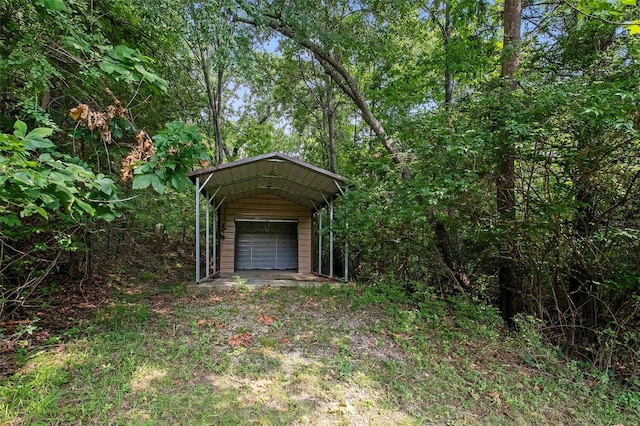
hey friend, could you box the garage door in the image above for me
[235,220,298,270]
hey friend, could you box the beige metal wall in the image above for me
[219,194,312,275]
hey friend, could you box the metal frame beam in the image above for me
[344,214,349,282]
[195,180,221,283]
[205,190,210,279]
[212,185,324,209]
[213,204,217,277]
[318,210,322,275]
[329,200,334,278]
[200,172,335,197]
[195,176,201,282]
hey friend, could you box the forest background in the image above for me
[1,0,640,385]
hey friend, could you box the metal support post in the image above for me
[213,206,217,275]
[344,216,349,282]
[205,191,210,279]
[329,201,334,278]
[195,176,200,283]
[318,211,322,275]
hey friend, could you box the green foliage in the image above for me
[0,0,170,134]
[0,121,121,230]
[99,45,168,93]
[0,121,123,316]
[132,121,210,194]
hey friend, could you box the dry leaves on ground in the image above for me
[258,314,276,326]
[197,318,224,328]
[228,333,252,347]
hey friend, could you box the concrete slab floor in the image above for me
[186,270,341,292]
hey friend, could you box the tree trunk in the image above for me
[324,73,337,173]
[568,173,597,330]
[443,2,453,105]
[201,55,230,164]
[497,0,522,324]
[433,215,471,289]
[190,1,230,165]
[213,66,230,162]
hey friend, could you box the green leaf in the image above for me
[99,60,116,74]
[155,77,169,92]
[100,60,132,78]
[54,183,77,201]
[75,199,96,216]
[22,127,55,150]
[0,214,22,228]
[21,205,49,219]
[44,0,67,11]
[64,36,91,52]
[133,64,168,92]
[112,45,138,61]
[39,192,60,209]
[134,64,157,82]
[171,174,186,190]
[26,127,53,139]
[23,138,55,151]
[97,211,117,222]
[132,173,153,190]
[49,170,74,185]
[135,163,152,174]
[14,121,27,138]
[12,171,37,186]
[150,174,166,194]
[95,177,114,195]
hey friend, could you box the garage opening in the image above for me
[235,220,298,270]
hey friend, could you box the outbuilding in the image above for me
[187,153,348,283]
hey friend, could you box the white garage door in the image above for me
[235,220,298,270]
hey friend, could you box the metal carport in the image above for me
[187,152,348,283]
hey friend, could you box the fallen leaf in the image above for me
[487,391,501,404]
[258,314,275,325]
[228,333,252,347]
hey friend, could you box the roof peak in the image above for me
[187,152,347,182]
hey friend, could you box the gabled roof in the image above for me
[187,152,347,209]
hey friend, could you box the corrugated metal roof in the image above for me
[187,152,347,209]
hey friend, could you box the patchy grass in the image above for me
[1,282,639,425]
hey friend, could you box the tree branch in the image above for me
[234,13,409,175]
